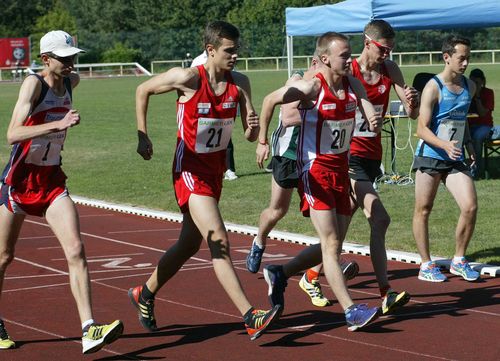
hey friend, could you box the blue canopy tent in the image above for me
[285,0,500,75]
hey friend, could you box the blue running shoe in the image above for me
[263,265,287,308]
[246,238,265,273]
[450,259,480,281]
[418,263,447,282]
[345,304,379,331]
[418,262,448,282]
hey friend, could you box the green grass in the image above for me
[1,65,499,266]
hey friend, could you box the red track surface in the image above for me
[1,204,499,361]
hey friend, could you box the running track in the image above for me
[1,204,499,361]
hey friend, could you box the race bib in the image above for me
[436,118,465,148]
[195,117,234,153]
[26,112,67,166]
[353,104,383,138]
[320,118,354,155]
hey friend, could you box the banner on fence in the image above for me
[0,37,30,67]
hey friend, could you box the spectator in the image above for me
[468,68,494,178]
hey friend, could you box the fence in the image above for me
[151,49,500,74]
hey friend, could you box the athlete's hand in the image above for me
[368,113,383,133]
[137,130,153,160]
[256,142,270,168]
[404,84,420,109]
[444,140,462,160]
[58,109,80,130]
[246,111,259,130]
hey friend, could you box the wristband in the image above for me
[258,139,268,145]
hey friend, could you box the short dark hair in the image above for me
[316,32,349,56]
[442,35,471,56]
[469,68,485,81]
[203,21,240,49]
[364,20,395,40]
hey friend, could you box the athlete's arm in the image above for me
[348,75,382,133]
[256,78,317,168]
[233,72,259,142]
[135,67,198,159]
[385,60,419,119]
[6,76,80,145]
[68,71,80,89]
[416,79,461,160]
[281,73,305,127]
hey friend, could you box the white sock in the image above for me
[253,237,264,249]
[82,318,95,331]
[420,261,432,270]
[453,256,465,264]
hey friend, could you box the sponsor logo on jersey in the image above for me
[198,102,211,114]
[227,96,234,101]
[378,84,387,94]
[45,100,55,105]
[45,112,65,122]
[345,101,357,112]
[449,109,466,119]
[322,103,336,110]
[222,102,236,109]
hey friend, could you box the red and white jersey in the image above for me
[173,65,240,175]
[1,74,71,189]
[350,58,393,160]
[297,73,357,175]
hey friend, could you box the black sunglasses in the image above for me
[47,53,77,63]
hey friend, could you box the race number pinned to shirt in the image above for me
[197,103,211,115]
[195,117,234,153]
[26,112,67,166]
[353,104,383,138]
[320,118,354,155]
[437,118,465,148]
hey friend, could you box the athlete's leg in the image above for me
[255,177,294,247]
[144,212,203,293]
[309,208,353,310]
[188,194,252,315]
[45,196,92,323]
[350,179,391,288]
[0,206,25,295]
[413,170,441,263]
[444,172,478,257]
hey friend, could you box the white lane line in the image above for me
[108,228,180,234]
[19,235,57,240]
[3,318,135,358]
[25,219,211,264]
[15,257,68,275]
[52,253,145,261]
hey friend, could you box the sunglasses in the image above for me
[365,34,393,54]
[47,53,77,63]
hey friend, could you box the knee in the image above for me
[64,242,86,266]
[462,203,478,218]
[0,250,15,270]
[415,203,433,218]
[269,207,288,222]
[371,213,391,231]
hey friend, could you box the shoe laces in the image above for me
[142,298,156,320]
[309,279,325,298]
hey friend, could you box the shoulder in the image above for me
[346,74,363,88]
[383,59,402,78]
[230,71,250,89]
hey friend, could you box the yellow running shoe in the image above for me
[381,289,411,315]
[299,273,331,307]
[0,320,15,350]
[82,320,124,354]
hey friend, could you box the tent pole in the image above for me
[287,35,293,78]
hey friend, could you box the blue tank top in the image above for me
[415,75,471,161]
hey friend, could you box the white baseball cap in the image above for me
[40,30,85,56]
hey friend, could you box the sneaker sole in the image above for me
[128,288,158,332]
[418,274,447,282]
[449,267,480,281]
[263,268,278,307]
[250,304,282,341]
[83,321,124,354]
[342,261,360,281]
[347,308,380,332]
[382,292,411,315]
